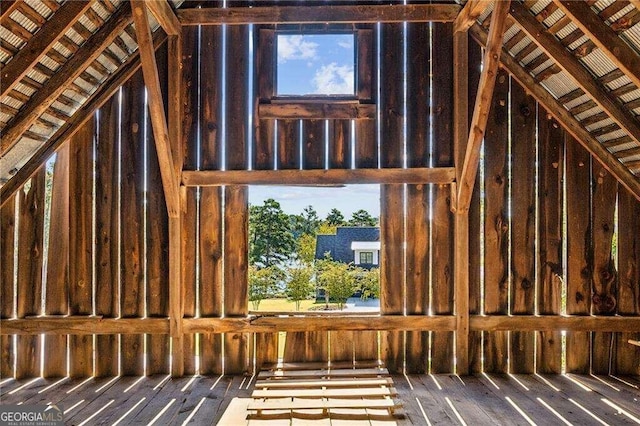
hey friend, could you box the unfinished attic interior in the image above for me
[1,0,640,423]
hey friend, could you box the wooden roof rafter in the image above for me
[1,1,94,99]
[552,0,640,95]
[469,23,640,201]
[454,0,493,33]
[0,2,133,157]
[509,2,640,148]
[145,0,181,36]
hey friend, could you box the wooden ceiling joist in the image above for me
[470,23,640,201]
[177,3,461,25]
[457,0,511,212]
[145,0,181,36]
[509,1,640,148]
[0,30,169,208]
[0,2,133,157]
[0,1,20,26]
[552,0,640,94]
[131,0,179,218]
[454,0,493,33]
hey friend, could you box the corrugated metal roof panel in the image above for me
[605,75,632,91]
[530,0,552,16]
[593,0,615,13]
[542,9,565,28]
[556,21,578,39]
[620,23,640,54]
[24,0,55,19]
[575,106,603,122]
[580,49,617,78]
[599,129,628,143]
[605,4,635,24]
[541,71,581,98]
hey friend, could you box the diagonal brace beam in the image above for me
[457,0,511,212]
[145,0,181,36]
[131,0,179,217]
[454,0,493,33]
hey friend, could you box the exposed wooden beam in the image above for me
[510,2,640,147]
[178,4,461,25]
[553,0,640,93]
[0,2,132,156]
[630,0,640,12]
[145,0,180,36]
[259,102,376,120]
[453,30,470,375]
[454,0,492,33]
[132,0,179,217]
[0,31,168,208]
[3,314,639,335]
[182,168,456,187]
[0,1,93,99]
[0,1,20,26]
[470,23,640,201]
[457,0,510,211]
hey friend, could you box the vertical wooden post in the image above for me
[169,32,185,378]
[0,195,16,378]
[453,30,469,375]
[44,145,70,378]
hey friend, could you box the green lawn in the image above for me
[249,298,318,312]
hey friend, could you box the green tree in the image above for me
[356,267,380,300]
[349,209,378,227]
[285,265,315,311]
[325,208,345,226]
[296,233,317,264]
[317,260,357,310]
[250,199,296,267]
[248,265,284,310]
[290,205,321,237]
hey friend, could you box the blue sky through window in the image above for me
[276,33,355,96]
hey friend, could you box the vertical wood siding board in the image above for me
[482,69,510,374]
[330,331,354,363]
[509,80,536,374]
[328,120,352,169]
[468,36,483,374]
[380,23,404,169]
[223,186,249,373]
[565,136,592,373]
[430,23,454,374]
[355,26,377,169]
[591,163,617,375]
[536,113,564,374]
[226,26,249,172]
[68,118,95,378]
[255,28,275,169]
[44,144,70,378]
[95,94,120,377]
[0,196,16,377]
[615,190,640,374]
[145,44,170,375]
[119,72,145,376]
[278,120,300,169]
[181,25,200,376]
[15,170,45,378]
[302,119,326,170]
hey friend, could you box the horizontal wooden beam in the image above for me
[553,0,640,94]
[3,314,638,335]
[0,2,132,156]
[145,0,180,36]
[259,102,376,120]
[510,1,640,147]
[454,0,492,33]
[0,31,168,208]
[470,23,640,201]
[182,167,456,187]
[0,1,93,99]
[178,4,461,25]
[471,315,640,332]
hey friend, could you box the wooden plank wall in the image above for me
[2,20,639,379]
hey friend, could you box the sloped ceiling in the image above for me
[1,0,639,198]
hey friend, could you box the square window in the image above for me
[360,251,374,264]
[276,33,356,96]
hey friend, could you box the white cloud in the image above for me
[278,35,318,63]
[338,39,353,49]
[312,63,354,95]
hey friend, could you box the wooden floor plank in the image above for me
[566,374,640,418]
[0,378,47,403]
[396,375,453,425]
[256,378,395,389]
[252,387,397,399]
[259,368,389,379]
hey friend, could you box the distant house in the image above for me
[315,227,380,269]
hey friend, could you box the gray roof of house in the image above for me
[315,227,380,264]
